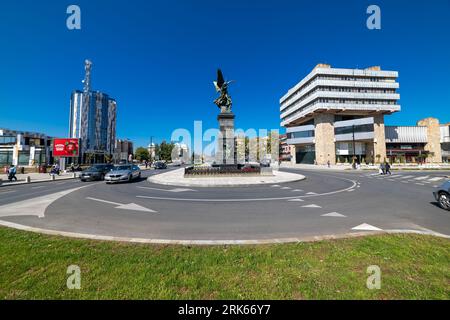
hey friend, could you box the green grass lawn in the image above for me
[0,227,449,299]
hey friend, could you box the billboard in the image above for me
[53,138,80,157]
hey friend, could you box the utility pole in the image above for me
[352,124,356,169]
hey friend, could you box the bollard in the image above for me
[73,173,77,178]
[26,176,31,183]
[51,174,56,181]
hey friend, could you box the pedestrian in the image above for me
[379,163,385,175]
[327,160,330,168]
[8,164,17,182]
[385,162,392,175]
[145,160,148,169]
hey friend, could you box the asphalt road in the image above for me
[0,167,449,242]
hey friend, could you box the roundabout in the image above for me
[0,168,449,244]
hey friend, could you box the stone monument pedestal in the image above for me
[216,111,237,166]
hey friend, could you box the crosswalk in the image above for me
[361,172,448,187]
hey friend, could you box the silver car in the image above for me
[433,180,450,211]
[105,164,141,184]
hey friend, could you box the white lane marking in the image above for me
[0,189,16,194]
[288,199,304,202]
[352,223,383,231]
[271,185,280,187]
[428,177,444,182]
[86,197,157,213]
[301,204,321,208]
[414,176,430,180]
[415,183,425,186]
[136,177,358,202]
[31,186,45,189]
[398,175,414,179]
[281,187,291,190]
[322,212,346,218]
[291,189,303,192]
[0,186,88,218]
[347,189,355,192]
[137,186,196,193]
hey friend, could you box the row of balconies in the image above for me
[281,90,400,119]
[280,79,400,111]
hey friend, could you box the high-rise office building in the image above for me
[69,60,117,163]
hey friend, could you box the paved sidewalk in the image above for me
[148,168,305,187]
[0,172,78,187]
[280,162,450,171]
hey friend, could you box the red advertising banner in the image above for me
[53,138,80,157]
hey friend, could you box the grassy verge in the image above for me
[0,227,449,299]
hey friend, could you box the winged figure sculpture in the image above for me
[213,69,233,112]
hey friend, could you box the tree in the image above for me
[155,141,175,162]
[135,147,149,162]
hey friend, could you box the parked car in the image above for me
[433,180,450,211]
[80,164,114,182]
[154,161,167,169]
[105,164,141,183]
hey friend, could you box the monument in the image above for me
[213,69,237,166]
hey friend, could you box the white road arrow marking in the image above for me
[0,186,87,218]
[137,186,195,193]
[321,212,346,217]
[301,204,321,208]
[352,223,382,231]
[86,197,157,213]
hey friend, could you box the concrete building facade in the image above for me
[280,64,449,164]
[0,129,52,167]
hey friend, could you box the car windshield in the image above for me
[114,165,131,171]
[91,165,105,171]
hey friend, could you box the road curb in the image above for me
[0,175,77,187]
[147,169,306,187]
[0,219,448,245]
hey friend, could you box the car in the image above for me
[154,161,167,169]
[433,180,450,211]
[79,164,114,181]
[105,164,141,183]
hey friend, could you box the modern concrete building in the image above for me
[0,129,52,167]
[69,90,117,163]
[280,64,400,165]
[114,139,134,162]
[280,64,449,164]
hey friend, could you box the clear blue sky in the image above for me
[0,0,449,148]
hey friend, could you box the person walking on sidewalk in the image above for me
[385,162,392,175]
[8,165,17,182]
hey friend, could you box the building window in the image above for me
[287,130,315,139]
[0,136,17,145]
[335,124,374,135]
[0,150,14,165]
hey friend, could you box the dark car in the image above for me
[433,180,450,211]
[154,161,167,169]
[80,164,114,182]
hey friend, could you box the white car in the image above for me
[105,165,141,183]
